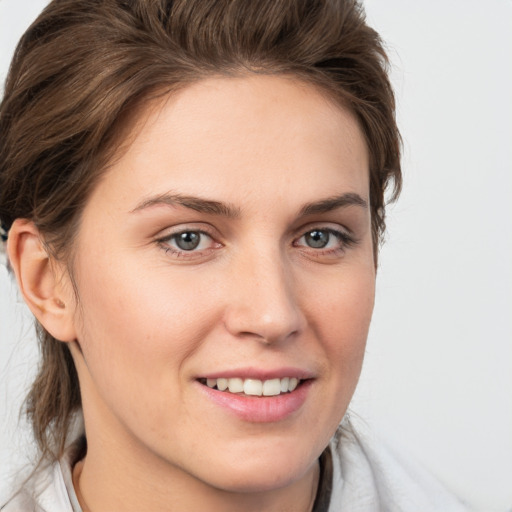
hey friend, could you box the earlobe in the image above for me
[7,219,77,342]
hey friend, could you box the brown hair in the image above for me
[0,0,401,462]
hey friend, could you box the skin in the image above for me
[11,74,375,512]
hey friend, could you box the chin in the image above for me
[206,459,314,494]
[188,437,322,494]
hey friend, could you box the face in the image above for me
[65,75,375,494]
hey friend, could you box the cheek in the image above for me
[70,253,221,402]
[305,263,375,388]
[287,264,375,454]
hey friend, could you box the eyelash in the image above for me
[156,226,357,260]
[156,228,219,259]
[293,228,357,257]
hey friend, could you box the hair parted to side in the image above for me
[0,0,401,461]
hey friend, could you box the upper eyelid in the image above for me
[155,223,218,239]
[294,227,351,244]
[154,221,353,244]
[293,221,352,239]
[158,230,216,249]
[166,229,214,240]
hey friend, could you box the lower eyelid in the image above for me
[293,230,359,257]
[156,229,223,259]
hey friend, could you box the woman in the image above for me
[0,1,468,510]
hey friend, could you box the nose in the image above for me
[223,250,305,345]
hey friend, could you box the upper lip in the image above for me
[198,367,315,381]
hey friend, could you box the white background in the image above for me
[1,1,511,510]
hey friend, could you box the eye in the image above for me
[158,229,218,255]
[295,228,355,253]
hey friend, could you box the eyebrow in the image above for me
[130,191,368,218]
[299,192,368,216]
[130,193,242,218]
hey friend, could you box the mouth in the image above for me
[196,373,313,422]
[197,377,302,397]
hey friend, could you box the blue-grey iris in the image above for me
[305,230,329,248]
[175,232,201,250]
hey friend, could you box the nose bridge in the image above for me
[223,243,304,343]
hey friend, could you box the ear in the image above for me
[7,219,77,342]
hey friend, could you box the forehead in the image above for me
[92,74,370,214]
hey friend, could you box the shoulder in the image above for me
[328,417,473,512]
[1,461,75,512]
[1,437,84,512]
[1,462,63,512]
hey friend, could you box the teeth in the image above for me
[244,379,263,396]
[228,378,244,393]
[217,378,228,391]
[262,378,281,396]
[203,377,302,396]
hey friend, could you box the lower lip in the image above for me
[197,380,313,423]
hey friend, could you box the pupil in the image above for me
[176,232,200,250]
[306,230,329,248]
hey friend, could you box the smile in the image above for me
[199,377,300,396]
[197,376,312,422]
